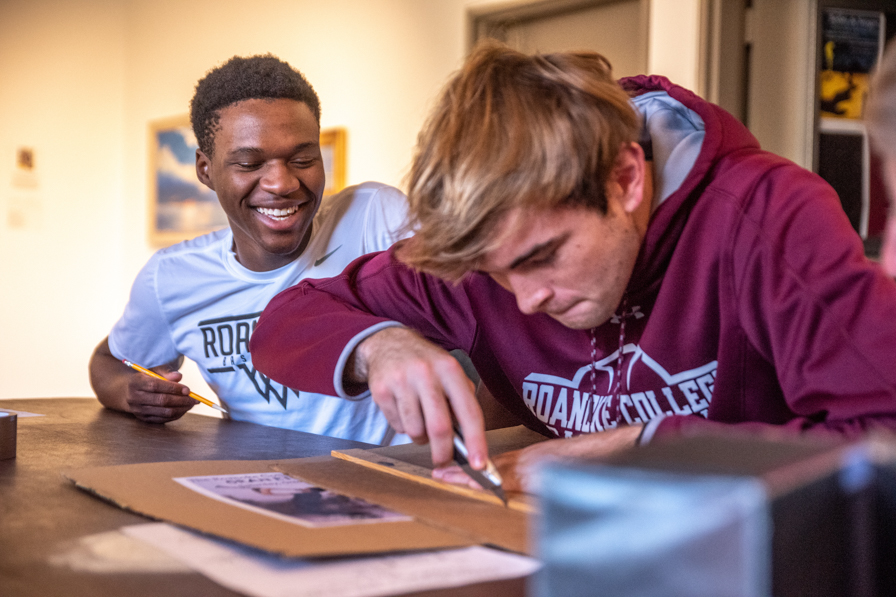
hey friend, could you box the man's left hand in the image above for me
[432,424,643,493]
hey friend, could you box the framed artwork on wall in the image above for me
[814,3,895,255]
[147,114,227,247]
[148,118,349,246]
[320,127,347,197]
[818,8,885,121]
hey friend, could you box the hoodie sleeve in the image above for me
[250,244,477,399]
[653,159,896,442]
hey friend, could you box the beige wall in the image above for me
[747,0,815,168]
[0,0,702,400]
[0,0,128,398]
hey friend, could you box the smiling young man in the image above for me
[249,42,896,489]
[89,55,410,445]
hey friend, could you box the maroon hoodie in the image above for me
[251,76,896,443]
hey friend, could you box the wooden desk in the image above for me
[0,398,526,597]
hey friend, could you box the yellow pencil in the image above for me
[122,359,229,414]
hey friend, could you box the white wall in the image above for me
[649,0,702,92]
[0,0,701,400]
[747,0,815,169]
[0,0,127,397]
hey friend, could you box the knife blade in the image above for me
[452,425,507,506]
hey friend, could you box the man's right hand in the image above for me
[89,338,196,424]
[118,365,197,423]
[350,327,488,470]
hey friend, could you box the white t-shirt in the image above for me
[108,182,410,445]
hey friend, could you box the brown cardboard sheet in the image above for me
[330,425,548,512]
[274,456,531,554]
[63,459,474,558]
[64,426,548,557]
[273,426,550,554]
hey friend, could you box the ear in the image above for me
[195,148,214,190]
[608,142,646,215]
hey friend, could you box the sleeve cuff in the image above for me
[334,321,407,401]
[636,415,667,446]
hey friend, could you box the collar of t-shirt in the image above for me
[221,228,311,284]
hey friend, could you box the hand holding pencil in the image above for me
[122,359,229,416]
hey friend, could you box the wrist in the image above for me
[636,416,666,446]
[349,340,372,383]
[351,328,398,383]
[635,423,647,446]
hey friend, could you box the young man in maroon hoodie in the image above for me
[250,42,896,491]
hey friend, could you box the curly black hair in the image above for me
[190,54,321,157]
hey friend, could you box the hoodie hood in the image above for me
[619,75,762,298]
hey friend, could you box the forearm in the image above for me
[252,271,397,395]
[89,337,196,424]
[252,248,477,396]
[88,338,132,413]
[652,411,896,443]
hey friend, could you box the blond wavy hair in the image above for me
[398,40,640,280]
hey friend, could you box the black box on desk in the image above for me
[532,433,896,597]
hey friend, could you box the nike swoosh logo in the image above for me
[314,245,343,267]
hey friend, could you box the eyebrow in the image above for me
[507,233,569,270]
[227,141,319,157]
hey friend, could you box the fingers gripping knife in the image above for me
[452,424,507,506]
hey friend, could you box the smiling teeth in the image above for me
[255,206,299,219]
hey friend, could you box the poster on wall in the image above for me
[320,127,347,198]
[819,8,885,120]
[148,115,227,247]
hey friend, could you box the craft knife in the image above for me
[452,425,508,506]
